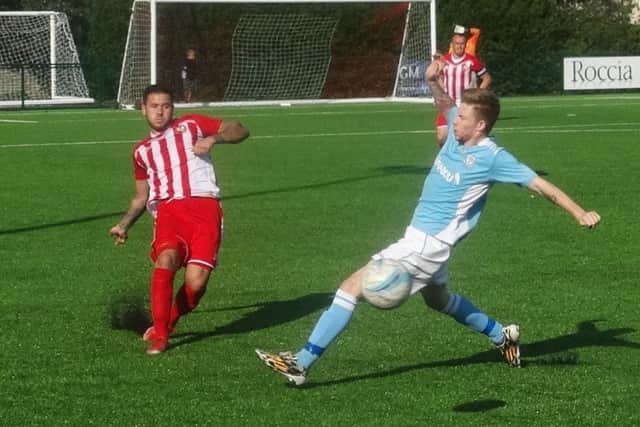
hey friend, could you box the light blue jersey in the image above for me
[411,107,536,245]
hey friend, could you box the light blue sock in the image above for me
[442,293,503,344]
[296,289,356,369]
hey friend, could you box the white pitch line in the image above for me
[499,128,640,134]
[506,101,640,110]
[0,139,135,148]
[0,130,432,149]
[0,119,38,123]
[0,110,417,123]
[5,100,640,121]
[498,122,640,131]
[1,96,640,120]
[1,124,639,149]
[251,129,432,139]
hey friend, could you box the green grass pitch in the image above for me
[1,94,639,426]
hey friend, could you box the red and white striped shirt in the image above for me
[440,52,487,106]
[132,114,222,216]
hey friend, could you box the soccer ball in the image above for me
[361,259,412,309]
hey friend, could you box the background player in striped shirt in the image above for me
[255,60,600,386]
[109,85,249,354]
[433,25,492,147]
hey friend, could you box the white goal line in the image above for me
[0,119,38,124]
[0,130,432,149]
[2,123,640,149]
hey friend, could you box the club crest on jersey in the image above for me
[464,154,476,168]
[176,124,187,133]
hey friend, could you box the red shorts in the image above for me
[435,113,447,127]
[151,197,223,270]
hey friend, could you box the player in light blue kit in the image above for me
[256,59,602,386]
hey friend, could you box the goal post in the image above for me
[0,11,93,108]
[117,0,436,107]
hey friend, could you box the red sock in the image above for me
[150,268,175,338]
[169,283,206,329]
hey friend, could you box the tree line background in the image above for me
[1,0,639,103]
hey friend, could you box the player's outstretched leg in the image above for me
[148,265,211,345]
[256,288,358,385]
[421,286,520,366]
[144,281,205,342]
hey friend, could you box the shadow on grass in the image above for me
[453,399,507,413]
[167,292,333,350]
[0,211,125,236]
[0,165,427,236]
[108,290,150,335]
[222,165,427,203]
[108,291,333,341]
[301,320,639,389]
[377,165,429,175]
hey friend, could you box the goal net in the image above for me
[117,0,436,107]
[0,11,93,108]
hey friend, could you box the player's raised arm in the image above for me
[193,120,250,155]
[425,59,454,117]
[527,176,601,229]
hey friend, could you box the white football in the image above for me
[361,259,412,309]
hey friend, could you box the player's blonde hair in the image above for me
[462,88,500,134]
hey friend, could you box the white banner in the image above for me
[564,56,640,90]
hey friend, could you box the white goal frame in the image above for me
[118,0,436,107]
[0,11,93,108]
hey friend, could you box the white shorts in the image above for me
[372,225,451,294]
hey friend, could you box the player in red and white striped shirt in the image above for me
[433,25,491,147]
[109,85,249,354]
